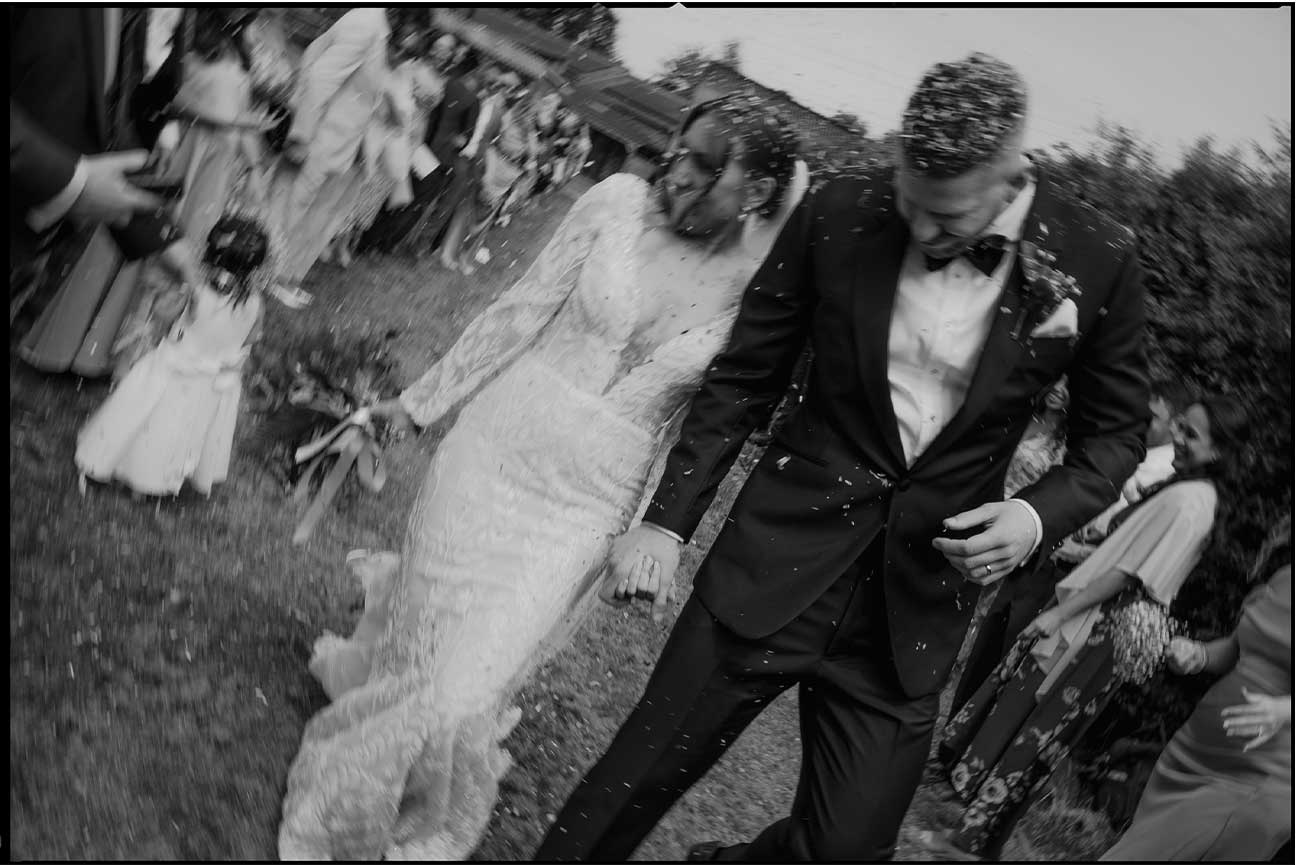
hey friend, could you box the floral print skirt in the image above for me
[937,589,1140,855]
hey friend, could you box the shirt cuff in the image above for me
[640,521,685,545]
[1008,498,1044,556]
[28,159,88,233]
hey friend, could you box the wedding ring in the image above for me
[985,565,994,576]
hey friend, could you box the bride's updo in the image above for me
[657,94,802,238]
[687,95,801,218]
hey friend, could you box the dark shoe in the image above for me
[686,841,723,862]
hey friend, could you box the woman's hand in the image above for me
[1165,636,1207,675]
[1221,688,1291,751]
[368,398,415,435]
[1022,607,1066,640]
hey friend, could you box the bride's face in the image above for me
[658,114,750,239]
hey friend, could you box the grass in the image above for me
[10,178,1113,861]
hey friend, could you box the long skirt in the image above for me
[938,589,1140,856]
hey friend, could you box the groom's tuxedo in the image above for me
[647,166,1149,698]
[537,166,1150,861]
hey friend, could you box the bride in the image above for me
[278,96,809,860]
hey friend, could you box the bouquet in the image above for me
[247,328,405,544]
[1108,599,1178,686]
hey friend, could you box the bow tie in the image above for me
[924,235,1009,277]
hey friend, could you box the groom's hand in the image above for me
[932,501,1038,586]
[600,524,682,622]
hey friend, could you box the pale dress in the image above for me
[75,282,261,496]
[277,171,807,860]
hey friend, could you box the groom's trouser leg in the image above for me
[721,548,940,862]
[533,591,798,861]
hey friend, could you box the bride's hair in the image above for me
[680,95,801,219]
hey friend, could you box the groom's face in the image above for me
[895,162,1013,260]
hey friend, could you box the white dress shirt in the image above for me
[887,172,1044,550]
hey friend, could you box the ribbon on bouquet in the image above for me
[291,408,387,546]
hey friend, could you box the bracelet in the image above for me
[1189,640,1208,674]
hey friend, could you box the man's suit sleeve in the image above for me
[642,191,819,542]
[10,100,80,213]
[1016,240,1151,556]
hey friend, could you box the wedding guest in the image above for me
[1101,561,1291,861]
[241,8,299,156]
[11,6,199,371]
[434,68,520,274]
[921,395,1249,861]
[269,7,403,309]
[360,48,481,257]
[322,22,434,268]
[951,378,1069,712]
[163,9,270,253]
[76,215,268,498]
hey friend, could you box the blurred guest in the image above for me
[360,47,480,257]
[1101,562,1291,861]
[241,8,299,155]
[163,9,269,252]
[552,107,593,187]
[11,6,198,371]
[323,21,432,268]
[920,396,1249,861]
[269,7,403,309]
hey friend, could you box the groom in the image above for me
[535,53,1150,861]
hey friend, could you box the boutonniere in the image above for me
[1013,240,1082,343]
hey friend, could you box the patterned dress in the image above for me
[939,480,1218,856]
[278,172,808,860]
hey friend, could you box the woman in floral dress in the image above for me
[919,395,1248,860]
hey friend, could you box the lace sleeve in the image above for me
[398,175,639,427]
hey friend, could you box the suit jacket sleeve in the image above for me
[642,191,819,541]
[1016,241,1151,556]
[287,14,374,145]
[10,99,80,212]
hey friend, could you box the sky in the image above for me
[614,6,1293,163]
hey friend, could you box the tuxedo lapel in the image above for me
[850,213,909,475]
[911,169,1072,473]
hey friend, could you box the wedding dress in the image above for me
[279,167,809,860]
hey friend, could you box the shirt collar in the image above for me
[986,158,1037,243]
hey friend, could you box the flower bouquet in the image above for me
[1108,598,1178,686]
[246,327,405,544]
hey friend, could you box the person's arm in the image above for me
[640,182,820,542]
[376,174,635,429]
[1015,240,1152,558]
[1167,632,1240,677]
[1024,567,1135,638]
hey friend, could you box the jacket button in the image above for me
[896,479,912,492]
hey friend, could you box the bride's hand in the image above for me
[599,524,682,622]
[369,398,415,435]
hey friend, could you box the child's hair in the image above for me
[191,8,255,69]
[204,214,269,307]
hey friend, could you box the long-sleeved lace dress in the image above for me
[278,170,808,860]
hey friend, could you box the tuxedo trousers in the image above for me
[535,541,941,862]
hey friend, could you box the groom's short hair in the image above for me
[900,52,1028,178]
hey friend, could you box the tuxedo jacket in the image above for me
[10,6,176,270]
[644,168,1151,698]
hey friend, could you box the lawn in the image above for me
[9,178,1114,861]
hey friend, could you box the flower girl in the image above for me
[76,216,268,497]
